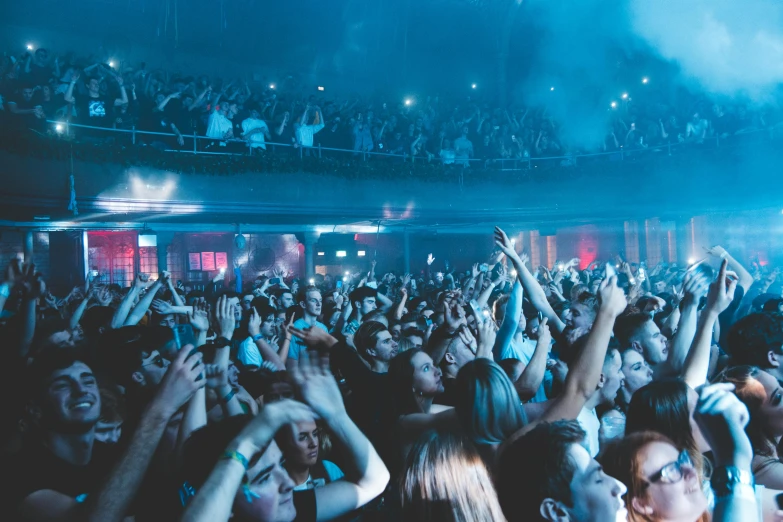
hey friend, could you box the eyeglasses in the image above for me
[143,354,166,368]
[645,450,693,487]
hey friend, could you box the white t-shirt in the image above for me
[292,460,345,491]
[206,110,233,139]
[288,319,328,360]
[237,336,262,368]
[242,118,269,149]
[577,407,600,458]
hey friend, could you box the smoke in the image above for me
[629,0,783,102]
[518,0,783,150]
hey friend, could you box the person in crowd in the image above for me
[64,70,127,127]
[278,419,344,491]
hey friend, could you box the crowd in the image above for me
[2,225,783,522]
[0,45,776,168]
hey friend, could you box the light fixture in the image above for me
[610,101,617,108]
[511,269,517,276]
[550,86,555,91]
[317,86,325,91]
[622,93,628,99]
[357,250,366,256]
[345,271,350,276]
[269,83,276,89]
[317,251,325,256]
[309,278,315,285]
[336,250,347,257]
[688,257,696,265]
[404,98,412,106]
[108,60,115,68]
[26,44,33,51]
[642,77,649,84]
[55,123,64,133]
[471,83,477,89]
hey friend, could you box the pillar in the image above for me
[24,231,34,264]
[403,230,411,274]
[302,232,320,279]
[156,232,175,273]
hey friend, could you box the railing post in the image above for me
[132,125,136,145]
[193,133,198,153]
[318,143,322,159]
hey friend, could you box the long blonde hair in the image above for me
[399,430,507,522]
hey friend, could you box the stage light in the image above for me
[550,86,555,91]
[336,250,347,257]
[317,251,325,256]
[404,98,412,106]
[471,83,477,89]
[611,101,617,108]
[317,86,324,91]
[642,77,649,84]
[55,123,64,133]
[688,257,696,264]
[357,250,366,256]
[622,93,628,99]
[26,44,33,51]
[269,83,276,89]
[511,269,517,276]
[108,60,115,68]
[309,278,315,285]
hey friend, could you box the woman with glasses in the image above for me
[603,383,762,522]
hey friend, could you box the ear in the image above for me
[631,496,654,517]
[366,348,377,359]
[540,498,569,521]
[768,350,780,369]
[631,341,644,355]
[444,353,456,365]
[131,371,145,386]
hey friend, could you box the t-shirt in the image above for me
[292,460,345,491]
[293,489,317,522]
[577,407,600,457]
[0,439,121,514]
[288,319,328,360]
[242,118,270,149]
[76,95,113,126]
[206,110,233,139]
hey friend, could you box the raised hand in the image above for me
[471,263,480,278]
[693,383,752,470]
[247,307,262,338]
[704,245,728,259]
[153,345,205,417]
[288,323,338,349]
[213,295,236,339]
[188,301,210,332]
[427,253,435,266]
[493,227,518,260]
[290,350,346,422]
[598,276,627,318]
[475,320,496,359]
[204,363,229,390]
[682,271,709,305]
[151,299,174,315]
[134,273,153,290]
[445,299,467,333]
[537,317,552,349]
[457,326,479,354]
[705,259,738,316]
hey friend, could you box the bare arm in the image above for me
[123,280,163,326]
[513,320,551,401]
[660,273,705,378]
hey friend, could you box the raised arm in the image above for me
[660,272,707,379]
[123,279,164,326]
[493,279,523,361]
[494,227,566,333]
[64,70,80,103]
[293,351,390,520]
[513,318,552,400]
[112,274,146,328]
[706,246,754,294]
[683,260,736,389]
[247,307,285,370]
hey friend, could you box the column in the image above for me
[302,232,320,279]
[24,231,34,264]
[156,232,175,273]
[403,230,411,274]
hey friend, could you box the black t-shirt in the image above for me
[76,94,113,126]
[293,489,317,522]
[0,439,121,514]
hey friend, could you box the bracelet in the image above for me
[221,389,236,404]
[221,450,249,469]
[711,466,754,498]
[252,334,263,342]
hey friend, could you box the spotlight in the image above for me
[108,60,115,68]
[688,257,696,265]
[345,271,350,276]
[622,93,628,99]
[404,98,412,106]
[317,251,325,256]
[55,123,64,133]
[309,278,315,285]
[317,86,324,91]
[471,83,477,89]
[269,83,276,89]
[642,77,649,84]
[511,269,517,277]
[26,44,33,51]
[550,86,555,91]
[610,101,617,108]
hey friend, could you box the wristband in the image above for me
[221,450,249,469]
[214,336,231,348]
[220,389,236,404]
[711,466,754,498]
[720,251,728,260]
[252,334,263,342]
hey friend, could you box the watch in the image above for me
[711,466,754,498]
[214,336,231,348]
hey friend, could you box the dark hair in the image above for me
[726,313,783,368]
[80,306,114,338]
[251,299,276,320]
[26,348,93,401]
[354,321,388,362]
[496,420,585,521]
[240,368,292,400]
[626,379,707,478]
[349,286,377,307]
[388,349,424,416]
[402,328,425,339]
[614,312,653,348]
[715,365,779,460]
[97,326,150,387]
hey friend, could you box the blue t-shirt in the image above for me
[289,318,328,360]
